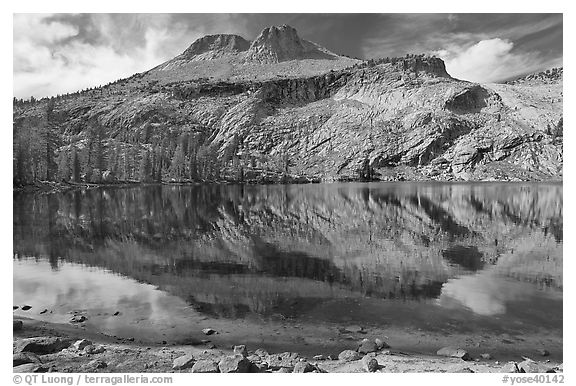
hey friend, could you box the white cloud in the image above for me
[436,38,549,83]
[13,14,200,99]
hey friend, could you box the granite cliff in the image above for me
[13,25,563,184]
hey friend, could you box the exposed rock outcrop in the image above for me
[245,24,339,63]
[13,25,562,184]
[179,34,250,61]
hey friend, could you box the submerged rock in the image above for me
[538,349,550,357]
[358,338,378,354]
[343,325,364,334]
[172,354,195,370]
[480,353,493,360]
[436,347,471,361]
[374,338,390,350]
[69,315,87,323]
[13,320,23,331]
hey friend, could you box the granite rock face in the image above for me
[13,25,562,184]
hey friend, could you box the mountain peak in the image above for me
[245,24,338,63]
[180,34,250,60]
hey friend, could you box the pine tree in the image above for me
[169,144,186,181]
[43,99,60,181]
[72,148,81,182]
[139,150,153,182]
[56,148,70,181]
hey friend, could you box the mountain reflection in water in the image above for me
[13,182,562,334]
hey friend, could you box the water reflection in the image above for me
[13,182,562,331]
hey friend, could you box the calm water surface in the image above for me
[13,182,563,356]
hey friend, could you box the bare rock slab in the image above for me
[13,352,41,367]
[218,355,251,373]
[191,360,219,373]
[15,337,71,354]
[13,363,49,373]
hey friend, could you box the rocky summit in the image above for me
[13,25,563,186]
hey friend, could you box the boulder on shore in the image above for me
[218,355,251,373]
[293,361,315,373]
[266,352,301,369]
[73,339,93,351]
[172,354,195,370]
[362,356,379,372]
[358,338,378,354]
[15,337,71,354]
[233,345,248,357]
[338,350,362,362]
[374,338,390,350]
[499,361,520,373]
[13,352,41,367]
[84,345,106,354]
[191,360,219,373]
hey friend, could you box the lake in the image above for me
[13,182,563,359]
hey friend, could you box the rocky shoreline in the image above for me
[13,317,562,374]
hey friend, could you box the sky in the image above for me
[13,13,563,99]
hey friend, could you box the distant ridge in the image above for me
[506,67,563,85]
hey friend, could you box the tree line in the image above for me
[13,102,295,186]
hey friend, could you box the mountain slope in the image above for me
[12,26,563,185]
